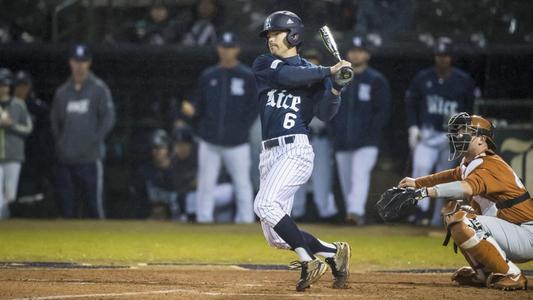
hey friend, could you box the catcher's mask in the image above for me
[446,112,496,161]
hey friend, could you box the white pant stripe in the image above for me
[96,160,105,219]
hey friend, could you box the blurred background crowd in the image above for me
[0,0,532,226]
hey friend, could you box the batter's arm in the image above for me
[313,77,341,122]
[277,64,331,87]
[253,55,339,88]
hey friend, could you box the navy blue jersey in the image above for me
[405,67,477,132]
[252,53,341,140]
[330,67,391,150]
[194,63,258,146]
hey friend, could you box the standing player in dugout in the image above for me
[398,112,532,291]
[252,11,353,291]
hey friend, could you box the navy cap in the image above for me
[434,39,453,55]
[172,125,193,143]
[0,68,13,86]
[151,129,169,148]
[14,70,32,85]
[350,35,368,50]
[217,32,239,48]
[70,44,92,61]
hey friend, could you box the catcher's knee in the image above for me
[445,211,484,250]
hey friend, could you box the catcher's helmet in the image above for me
[259,11,304,47]
[0,68,13,86]
[447,112,496,161]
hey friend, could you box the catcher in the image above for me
[382,112,532,290]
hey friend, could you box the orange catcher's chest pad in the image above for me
[461,153,533,224]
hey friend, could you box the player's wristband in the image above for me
[414,187,428,200]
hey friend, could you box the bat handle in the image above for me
[339,66,354,80]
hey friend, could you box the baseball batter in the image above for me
[399,112,532,291]
[252,11,352,291]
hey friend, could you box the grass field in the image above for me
[1,219,532,270]
[1,220,532,299]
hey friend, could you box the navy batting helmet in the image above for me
[260,11,304,47]
[0,68,13,86]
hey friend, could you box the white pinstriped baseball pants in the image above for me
[254,134,314,249]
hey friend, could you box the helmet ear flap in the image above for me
[286,32,299,46]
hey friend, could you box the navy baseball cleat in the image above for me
[290,258,328,291]
[325,242,351,289]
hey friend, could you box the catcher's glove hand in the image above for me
[376,187,428,222]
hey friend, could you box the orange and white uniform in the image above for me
[415,151,533,262]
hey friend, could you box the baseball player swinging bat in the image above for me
[319,26,354,81]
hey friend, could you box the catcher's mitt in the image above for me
[376,187,426,222]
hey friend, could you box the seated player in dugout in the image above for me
[398,112,532,291]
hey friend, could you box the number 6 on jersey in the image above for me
[283,113,297,129]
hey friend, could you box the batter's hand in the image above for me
[330,60,352,75]
[398,177,416,188]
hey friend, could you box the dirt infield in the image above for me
[0,266,533,300]
[0,265,532,300]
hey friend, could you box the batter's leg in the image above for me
[292,186,307,219]
[254,145,315,260]
[196,140,222,223]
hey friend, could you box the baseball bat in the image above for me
[318,25,353,81]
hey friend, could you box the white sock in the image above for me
[294,247,314,262]
[317,251,335,258]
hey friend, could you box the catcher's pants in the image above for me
[196,140,254,224]
[254,134,313,249]
[336,146,378,216]
[477,216,533,263]
[0,162,21,219]
[412,131,454,225]
[293,136,337,219]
